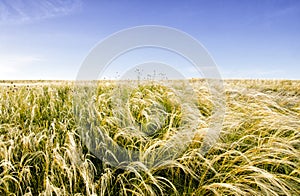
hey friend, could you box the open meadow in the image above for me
[0,79,299,195]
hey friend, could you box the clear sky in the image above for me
[0,0,299,80]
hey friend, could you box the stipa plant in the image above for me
[0,83,97,195]
[0,80,299,195]
[76,80,203,164]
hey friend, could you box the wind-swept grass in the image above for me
[0,79,299,195]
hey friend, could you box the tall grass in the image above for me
[0,79,299,195]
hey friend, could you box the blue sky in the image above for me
[0,0,299,80]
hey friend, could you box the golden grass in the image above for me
[0,79,299,195]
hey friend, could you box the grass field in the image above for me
[0,79,299,195]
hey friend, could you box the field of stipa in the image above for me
[0,79,299,195]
